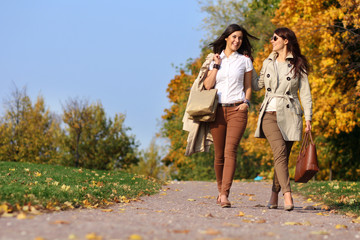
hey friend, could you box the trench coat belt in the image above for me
[266,92,300,115]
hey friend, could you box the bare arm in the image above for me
[203,54,221,90]
[237,71,252,110]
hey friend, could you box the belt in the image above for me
[219,101,243,107]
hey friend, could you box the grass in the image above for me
[293,180,360,217]
[0,161,162,214]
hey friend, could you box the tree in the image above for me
[128,138,170,180]
[62,98,139,170]
[0,86,62,163]
[268,0,360,180]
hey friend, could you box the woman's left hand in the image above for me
[305,120,312,132]
[236,103,248,111]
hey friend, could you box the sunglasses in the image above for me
[271,35,279,41]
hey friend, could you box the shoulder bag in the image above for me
[186,89,218,122]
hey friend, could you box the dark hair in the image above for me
[274,27,310,78]
[209,24,258,59]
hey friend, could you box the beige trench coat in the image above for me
[252,52,312,141]
[183,53,214,156]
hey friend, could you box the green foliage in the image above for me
[0,86,139,172]
[62,98,139,170]
[128,138,170,180]
[0,86,62,164]
[0,161,161,211]
[293,181,360,216]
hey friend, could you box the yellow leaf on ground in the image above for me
[34,237,45,240]
[160,193,167,196]
[17,212,28,220]
[128,234,142,240]
[101,209,113,212]
[284,222,302,226]
[68,234,77,239]
[316,212,329,216]
[236,211,245,217]
[335,224,347,229]
[310,231,330,235]
[352,217,360,223]
[187,199,196,201]
[85,233,102,240]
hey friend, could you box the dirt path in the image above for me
[1,181,359,240]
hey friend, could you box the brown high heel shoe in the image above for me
[220,195,231,208]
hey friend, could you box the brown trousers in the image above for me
[262,112,293,194]
[210,105,248,197]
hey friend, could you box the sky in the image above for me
[0,1,206,150]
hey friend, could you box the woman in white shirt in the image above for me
[204,24,258,208]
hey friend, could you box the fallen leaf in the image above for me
[187,199,196,201]
[159,193,167,196]
[128,234,142,240]
[255,219,266,223]
[155,210,164,213]
[204,213,214,218]
[173,229,190,234]
[321,205,331,211]
[335,224,348,229]
[17,212,28,220]
[236,211,245,217]
[68,234,77,239]
[85,233,102,240]
[310,230,330,235]
[51,220,70,225]
[242,219,252,223]
[223,222,241,227]
[34,237,45,240]
[352,217,360,223]
[316,212,329,216]
[239,193,255,196]
[248,196,256,201]
[200,229,221,235]
[101,209,113,212]
[284,222,302,225]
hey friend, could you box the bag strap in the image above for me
[308,131,314,145]
[299,131,309,154]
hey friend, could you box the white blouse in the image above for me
[209,51,253,104]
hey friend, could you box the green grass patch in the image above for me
[293,181,360,216]
[0,161,162,213]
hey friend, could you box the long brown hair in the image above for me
[274,27,310,78]
[210,24,258,59]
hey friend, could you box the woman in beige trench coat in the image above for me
[252,27,312,211]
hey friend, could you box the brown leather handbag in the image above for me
[294,131,319,183]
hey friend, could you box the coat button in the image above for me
[288,64,292,68]
[267,74,270,78]
[286,104,290,108]
[287,77,291,81]
[286,91,290,95]
[267,88,271,91]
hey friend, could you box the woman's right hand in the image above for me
[214,54,221,65]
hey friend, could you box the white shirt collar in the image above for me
[220,50,240,59]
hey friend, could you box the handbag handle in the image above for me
[299,131,314,155]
